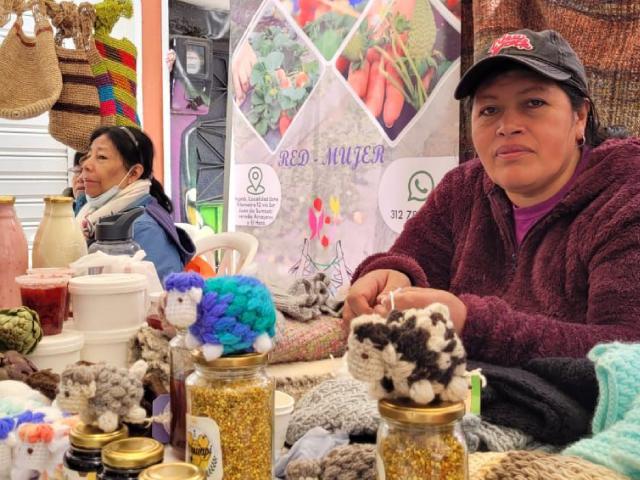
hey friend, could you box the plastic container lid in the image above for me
[275,390,294,415]
[15,274,70,288]
[69,273,147,295]
[27,267,75,277]
[81,324,142,344]
[30,329,84,356]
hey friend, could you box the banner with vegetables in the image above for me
[229,0,461,291]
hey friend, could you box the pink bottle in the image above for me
[0,196,28,308]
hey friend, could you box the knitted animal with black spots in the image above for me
[347,303,468,405]
[164,272,277,361]
[55,360,147,433]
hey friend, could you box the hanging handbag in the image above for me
[93,0,140,127]
[0,0,62,120]
[48,1,104,152]
[78,1,117,127]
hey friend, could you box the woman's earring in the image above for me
[577,136,585,147]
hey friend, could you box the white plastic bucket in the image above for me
[274,390,295,455]
[28,329,84,373]
[80,324,141,368]
[69,273,148,331]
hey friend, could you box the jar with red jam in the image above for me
[15,274,70,335]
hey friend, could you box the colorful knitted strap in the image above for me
[94,32,139,126]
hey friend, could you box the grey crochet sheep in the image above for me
[56,360,148,432]
[347,303,468,405]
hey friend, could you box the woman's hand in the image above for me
[231,41,258,105]
[343,269,412,322]
[379,287,467,334]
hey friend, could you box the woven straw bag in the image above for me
[78,1,117,127]
[48,1,104,152]
[0,1,62,120]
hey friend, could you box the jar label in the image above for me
[186,414,223,480]
[376,451,386,480]
[62,467,97,480]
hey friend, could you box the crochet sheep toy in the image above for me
[10,418,76,480]
[164,272,277,361]
[56,360,147,433]
[347,303,468,405]
[1,411,45,480]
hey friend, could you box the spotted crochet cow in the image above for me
[347,303,468,405]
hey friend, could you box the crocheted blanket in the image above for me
[284,448,630,480]
[269,314,347,365]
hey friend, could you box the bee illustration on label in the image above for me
[188,430,213,470]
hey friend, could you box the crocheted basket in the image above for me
[48,2,108,151]
[0,9,62,120]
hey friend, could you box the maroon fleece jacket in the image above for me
[353,138,640,365]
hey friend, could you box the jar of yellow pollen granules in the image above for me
[377,399,467,480]
[185,351,275,480]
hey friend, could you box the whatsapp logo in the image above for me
[407,171,434,202]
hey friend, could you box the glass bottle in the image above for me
[0,196,28,308]
[169,328,194,459]
[33,196,87,268]
[63,423,128,480]
[139,462,204,480]
[377,399,468,480]
[98,438,164,480]
[186,352,274,480]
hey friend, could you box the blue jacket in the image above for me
[126,195,195,280]
[74,193,87,215]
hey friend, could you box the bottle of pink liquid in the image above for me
[0,196,28,308]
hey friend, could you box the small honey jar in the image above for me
[377,399,468,480]
[186,352,275,480]
[63,423,128,479]
[139,462,204,480]
[98,438,164,480]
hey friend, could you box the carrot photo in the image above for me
[280,0,370,60]
[336,0,459,141]
[232,3,322,152]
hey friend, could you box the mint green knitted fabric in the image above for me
[588,343,640,433]
[564,393,640,479]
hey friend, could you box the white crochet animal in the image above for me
[10,421,72,480]
[347,303,468,405]
[1,437,12,480]
[163,273,224,359]
[56,360,148,433]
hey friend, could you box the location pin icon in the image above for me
[248,166,263,194]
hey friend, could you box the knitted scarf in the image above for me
[77,179,150,238]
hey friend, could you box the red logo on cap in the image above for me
[488,33,534,56]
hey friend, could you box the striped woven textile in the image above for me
[93,32,139,127]
[49,46,107,151]
[85,37,118,124]
[460,1,640,161]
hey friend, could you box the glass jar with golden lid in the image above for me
[139,463,204,480]
[63,423,128,479]
[377,399,468,480]
[186,352,275,480]
[98,437,164,480]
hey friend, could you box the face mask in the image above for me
[85,168,134,209]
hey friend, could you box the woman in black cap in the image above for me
[345,29,640,365]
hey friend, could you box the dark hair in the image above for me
[73,151,86,167]
[89,126,174,214]
[466,65,629,148]
[555,83,629,147]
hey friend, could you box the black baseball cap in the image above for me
[454,29,589,99]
